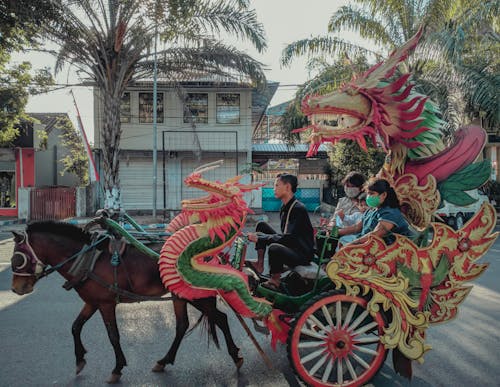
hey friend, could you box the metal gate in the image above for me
[30,187,76,220]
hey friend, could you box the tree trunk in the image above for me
[101,90,122,210]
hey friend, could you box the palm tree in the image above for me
[281,0,498,136]
[44,0,267,208]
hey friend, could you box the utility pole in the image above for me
[152,17,158,218]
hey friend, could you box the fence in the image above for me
[30,187,76,220]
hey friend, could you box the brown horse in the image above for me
[9,221,242,383]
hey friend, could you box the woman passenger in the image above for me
[337,178,413,245]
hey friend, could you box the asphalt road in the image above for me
[0,230,499,387]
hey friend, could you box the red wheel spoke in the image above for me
[351,351,370,369]
[335,300,343,328]
[301,326,327,340]
[301,347,327,364]
[342,302,357,329]
[307,313,329,332]
[321,304,334,327]
[308,352,329,376]
[353,345,379,356]
[347,310,369,332]
[353,320,379,336]
[354,335,380,344]
[337,357,344,384]
[298,340,325,349]
[321,357,334,383]
[345,356,358,381]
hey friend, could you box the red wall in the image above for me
[0,148,35,217]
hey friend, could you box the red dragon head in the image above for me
[296,26,445,163]
[181,160,264,239]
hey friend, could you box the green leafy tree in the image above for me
[0,0,61,52]
[56,117,89,185]
[0,0,58,147]
[0,53,53,146]
[329,140,385,180]
[43,0,267,208]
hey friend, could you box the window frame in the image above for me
[183,93,209,124]
[120,92,131,123]
[139,92,164,124]
[216,93,240,124]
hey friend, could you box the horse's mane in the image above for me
[27,221,91,243]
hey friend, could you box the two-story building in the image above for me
[0,113,82,218]
[93,79,277,212]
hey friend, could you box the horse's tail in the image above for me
[187,313,220,349]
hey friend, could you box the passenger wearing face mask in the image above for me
[328,172,366,229]
[337,178,413,246]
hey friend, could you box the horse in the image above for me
[9,220,243,383]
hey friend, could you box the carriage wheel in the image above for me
[287,291,387,387]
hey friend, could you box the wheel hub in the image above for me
[326,329,353,358]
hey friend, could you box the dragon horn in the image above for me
[193,160,224,174]
[359,25,424,88]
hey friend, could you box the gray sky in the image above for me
[15,0,368,142]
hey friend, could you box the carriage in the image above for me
[9,27,498,387]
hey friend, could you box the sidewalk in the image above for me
[0,217,26,227]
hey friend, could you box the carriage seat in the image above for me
[292,262,327,279]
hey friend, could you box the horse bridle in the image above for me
[11,231,46,279]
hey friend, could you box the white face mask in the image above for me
[344,186,360,198]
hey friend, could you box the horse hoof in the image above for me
[235,357,244,369]
[106,373,121,384]
[152,362,165,373]
[76,360,86,375]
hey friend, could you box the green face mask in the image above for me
[366,194,381,208]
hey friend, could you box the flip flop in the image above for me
[260,281,280,292]
[244,261,262,275]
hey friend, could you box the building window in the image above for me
[184,93,208,124]
[0,171,16,208]
[120,92,131,123]
[139,92,164,123]
[216,93,240,124]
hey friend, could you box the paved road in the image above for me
[1,228,499,386]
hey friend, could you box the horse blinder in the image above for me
[10,232,45,278]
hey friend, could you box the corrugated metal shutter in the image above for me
[120,157,161,210]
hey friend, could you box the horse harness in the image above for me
[11,229,172,303]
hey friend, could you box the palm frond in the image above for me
[280,36,375,68]
[164,0,267,53]
[136,41,267,87]
[328,5,395,48]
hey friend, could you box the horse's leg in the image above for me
[152,298,189,372]
[98,304,127,384]
[194,298,243,369]
[72,303,97,375]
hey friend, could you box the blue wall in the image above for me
[262,187,320,211]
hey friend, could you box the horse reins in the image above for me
[12,231,109,279]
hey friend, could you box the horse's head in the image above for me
[10,230,45,295]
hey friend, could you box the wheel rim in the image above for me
[289,294,386,387]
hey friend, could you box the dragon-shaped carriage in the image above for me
[8,28,497,387]
[155,28,497,386]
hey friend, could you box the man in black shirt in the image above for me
[247,174,314,290]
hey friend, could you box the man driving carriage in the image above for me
[247,173,315,291]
